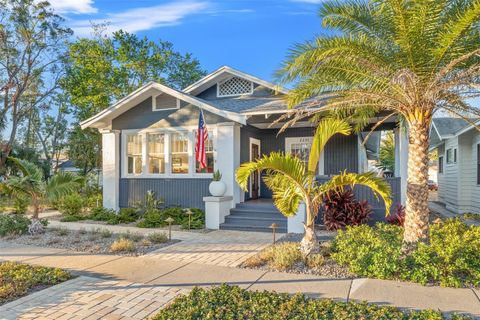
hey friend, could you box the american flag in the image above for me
[195,109,209,169]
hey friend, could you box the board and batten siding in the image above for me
[119,178,210,210]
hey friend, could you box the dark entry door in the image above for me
[251,143,260,199]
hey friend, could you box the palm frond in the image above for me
[263,173,303,217]
[309,118,351,174]
[46,172,84,204]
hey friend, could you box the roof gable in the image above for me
[183,66,288,97]
[81,82,246,130]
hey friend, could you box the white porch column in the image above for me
[101,130,120,211]
[216,122,242,208]
[394,127,409,205]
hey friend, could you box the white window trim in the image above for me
[121,126,217,179]
[285,136,322,173]
[216,77,254,98]
[152,94,181,112]
[446,148,457,164]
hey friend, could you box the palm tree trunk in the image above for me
[299,202,320,256]
[403,119,431,251]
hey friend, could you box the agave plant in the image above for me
[276,0,480,249]
[236,118,392,256]
[1,157,84,220]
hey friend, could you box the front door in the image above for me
[250,138,261,199]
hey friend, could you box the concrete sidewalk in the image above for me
[0,241,479,318]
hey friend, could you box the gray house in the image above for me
[430,117,480,214]
[82,66,407,232]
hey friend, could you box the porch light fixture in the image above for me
[270,223,278,244]
[165,217,175,240]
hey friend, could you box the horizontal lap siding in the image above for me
[119,178,210,210]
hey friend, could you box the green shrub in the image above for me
[136,209,165,228]
[331,220,480,287]
[243,242,302,271]
[59,193,85,217]
[403,219,480,287]
[153,285,470,320]
[0,214,31,237]
[147,232,168,244]
[181,208,204,229]
[0,261,71,304]
[462,212,480,221]
[13,197,29,215]
[85,193,102,209]
[119,231,143,242]
[87,207,117,221]
[331,223,403,279]
[115,208,140,224]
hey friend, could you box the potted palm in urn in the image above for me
[209,170,226,196]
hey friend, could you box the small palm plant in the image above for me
[1,157,84,220]
[236,118,392,256]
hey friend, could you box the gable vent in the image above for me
[217,77,253,97]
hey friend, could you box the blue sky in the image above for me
[50,0,327,82]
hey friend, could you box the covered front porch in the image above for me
[236,113,408,221]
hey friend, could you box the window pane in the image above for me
[172,153,189,174]
[195,131,214,173]
[148,134,165,174]
[126,134,142,174]
[171,133,189,174]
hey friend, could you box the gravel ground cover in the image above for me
[3,227,179,256]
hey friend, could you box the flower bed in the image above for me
[0,261,71,305]
[152,285,471,319]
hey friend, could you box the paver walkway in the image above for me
[1,241,479,319]
[47,218,278,267]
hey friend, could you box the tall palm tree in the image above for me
[1,157,83,219]
[236,118,392,256]
[277,0,480,249]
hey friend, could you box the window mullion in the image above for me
[142,133,147,175]
[165,133,171,176]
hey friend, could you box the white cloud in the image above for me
[48,0,98,14]
[71,1,208,37]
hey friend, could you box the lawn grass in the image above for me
[0,261,71,305]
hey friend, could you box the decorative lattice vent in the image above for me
[217,77,253,97]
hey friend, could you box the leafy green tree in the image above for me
[378,132,395,172]
[236,119,392,256]
[0,0,72,169]
[277,0,480,249]
[63,26,206,173]
[1,157,83,219]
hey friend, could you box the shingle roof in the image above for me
[432,118,470,137]
[205,96,288,113]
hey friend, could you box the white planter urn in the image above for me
[209,181,227,197]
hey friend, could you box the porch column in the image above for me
[216,122,242,208]
[101,129,120,211]
[394,127,408,205]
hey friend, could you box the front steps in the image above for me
[219,201,287,233]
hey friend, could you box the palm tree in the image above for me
[236,118,392,256]
[276,0,480,249]
[1,157,83,219]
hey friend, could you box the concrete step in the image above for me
[229,209,284,219]
[235,202,278,211]
[219,223,287,233]
[224,216,287,228]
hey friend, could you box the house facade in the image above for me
[430,117,480,214]
[82,66,408,230]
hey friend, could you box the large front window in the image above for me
[127,134,142,174]
[148,133,165,174]
[171,133,189,174]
